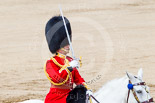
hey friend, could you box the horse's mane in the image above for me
[94,76,129,103]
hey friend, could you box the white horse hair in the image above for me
[93,68,153,103]
[93,76,129,103]
[19,68,154,103]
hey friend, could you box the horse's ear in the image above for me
[126,71,135,81]
[138,68,143,80]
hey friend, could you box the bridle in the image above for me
[127,80,154,103]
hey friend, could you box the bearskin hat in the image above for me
[45,16,72,54]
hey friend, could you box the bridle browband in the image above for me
[127,80,154,103]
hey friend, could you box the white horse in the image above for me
[19,69,154,103]
[94,68,154,103]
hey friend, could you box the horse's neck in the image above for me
[94,76,137,103]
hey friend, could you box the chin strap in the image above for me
[60,48,69,53]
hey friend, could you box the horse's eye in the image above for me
[137,90,142,94]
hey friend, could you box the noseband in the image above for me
[127,80,154,103]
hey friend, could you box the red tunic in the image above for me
[44,55,85,103]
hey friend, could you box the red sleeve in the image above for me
[73,68,85,85]
[45,60,69,83]
[66,56,85,85]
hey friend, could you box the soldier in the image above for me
[44,16,92,103]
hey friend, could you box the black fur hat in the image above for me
[45,16,72,54]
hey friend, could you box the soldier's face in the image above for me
[63,45,70,54]
[58,45,70,55]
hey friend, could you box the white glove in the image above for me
[86,90,93,97]
[69,60,79,68]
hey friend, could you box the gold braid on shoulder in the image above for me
[44,57,71,86]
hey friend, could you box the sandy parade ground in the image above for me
[0,0,155,102]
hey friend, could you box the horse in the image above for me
[19,68,154,103]
[93,68,154,103]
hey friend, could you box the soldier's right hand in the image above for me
[69,60,79,68]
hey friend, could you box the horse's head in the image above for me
[126,68,154,103]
